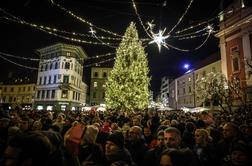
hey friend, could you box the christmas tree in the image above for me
[105,22,150,112]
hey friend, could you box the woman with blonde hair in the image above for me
[193,129,216,166]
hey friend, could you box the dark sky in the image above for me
[0,0,226,94]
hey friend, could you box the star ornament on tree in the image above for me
[149,28,170,52]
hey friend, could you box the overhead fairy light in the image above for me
[149,28,170,52]
[88,27,96,36]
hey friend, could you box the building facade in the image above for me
[176,71,195,109]
[89,67,112,106]
[0,83,36,110]
[34,43,88,111]
[160,76,171,106]
[169,54,221,109]
[215,0,252,105]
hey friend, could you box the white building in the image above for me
[34,43,88,111]
[160,76,171,106]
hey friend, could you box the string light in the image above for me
[84,57,115,68]
[0,51,39,61]
[0,54,38,70]
[50,0,122,37]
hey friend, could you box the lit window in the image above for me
[62,90,68,98]
[94,82,98,87]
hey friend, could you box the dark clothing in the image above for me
[143,145,166,166]
[78,143,103,165]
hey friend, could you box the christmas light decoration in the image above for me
[105,23,150,112]
[149,28,170,52]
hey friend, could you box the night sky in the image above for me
[0,0,229,94]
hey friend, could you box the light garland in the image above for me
[84,57,115,68]
[50,0,122,37]
[0,51,39,61]
[0,54,39,70]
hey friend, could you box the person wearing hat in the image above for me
[104,131,135,166]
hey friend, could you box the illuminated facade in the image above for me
[89,67,112,105]
[215,0,252,105]
[0,83,36,110]
[34,43,88,111]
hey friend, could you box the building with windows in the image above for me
[215,0,252,105]
[160,76,172,106]
[0,82,36,110]
[169,53,221,109]
[34,43,88,111]
[89,67,112,105]
[176,71,195,109]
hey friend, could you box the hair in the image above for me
[165,127,181,138]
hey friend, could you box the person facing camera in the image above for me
[104,131,135,166]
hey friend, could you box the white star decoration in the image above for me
[149,28,170,52]
[88,27,96,36]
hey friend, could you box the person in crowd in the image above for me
[31,120,43,131]
[159,148,200,166]
[104,131,135,166]
[3,131,52,166]
[143,130,166,166]
[143,126,153,149]
[78,125,103,165]
[222,142,252,166]
[125,125,147,166]
[193,128,216,166]
[216,122,241,165]
[164,127,183,149]
[182,122,196,149]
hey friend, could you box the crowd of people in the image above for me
[0,107,252,166]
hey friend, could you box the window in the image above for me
[54,62,58,69]
[23,87,25,91]
[43,76,47,85]
[63,75,69,83]
[62,90,68,98]
[188,77,191,82]
[94,82,98,87]
[11,87,14,92]
[231,46,240,72]
[46,90,50,98]
[42,90,45,99]
[65,62,70,69]
[233,58,239,71]
[37,90,41,99]
[73,91,75,100]
[103,72,107,78]
[50,63,53,70]
[4,87,7,92]
[28,87,31,91]
[102,92,105,98]
[48,76,51,84]
[53,75,57,83]
[18,87,21,92]
[39,77,42,85]
[189,86,191,93]
[94,72,98,77]
[183,88,185,94]
[51,90,55,98]
[45,64,48,71]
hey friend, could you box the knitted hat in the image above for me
[107,131,124,149]
[83,125,99,143]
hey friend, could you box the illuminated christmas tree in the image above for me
[105,22,150,112]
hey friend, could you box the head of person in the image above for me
[129,126,142,141]
[230,143,252,166]
[32,120,43,131]
[156,130,165,147]
[159,149,196,166]
[222,122,239,140]
[143,126,152,137]
[164,127,181,149]
[82,125,99,144]
[19,116,30,132]
[4,131,52,166]
[105,131,125,157]
[194,129,211,146]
